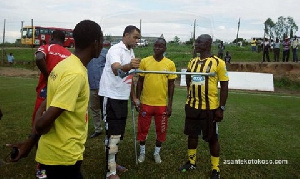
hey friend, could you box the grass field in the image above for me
[0,76,299,178]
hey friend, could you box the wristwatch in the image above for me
[219,105,225,111]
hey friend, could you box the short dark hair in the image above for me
[73,20,103,49]
[52,30,65,43]
[123,25,140,37]
[156,37,167,45]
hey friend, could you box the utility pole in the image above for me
[193,19,196,43]
[193,19,197,58]
[236,18,240,46]
[21,21,24,44]
[139,19,142,44]
[1,19,6,66]
[31,19,34,70]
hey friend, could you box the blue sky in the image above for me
[0,0,299,43]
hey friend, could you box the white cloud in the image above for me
[218,26,226,30]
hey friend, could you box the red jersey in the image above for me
[35,44,71,92]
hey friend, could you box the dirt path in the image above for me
[0,67,39,78]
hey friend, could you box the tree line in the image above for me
[264,16,298,40]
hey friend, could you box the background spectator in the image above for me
[224,51,231,64]
[7,53,14,65]
[217,41,225,59]
[251,38,257,52]
[263,38,270,62]
[273,38,280,62]
[282,37,291,62]
[87,46,108,138]
[292,36,298,62]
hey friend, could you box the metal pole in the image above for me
[2,19,6,66]
[31,19,34,70]
[131,100,138,165]
[139,19,142,45]
[193,19,196,58]
[236,18,240,46]
[20,21,24,46]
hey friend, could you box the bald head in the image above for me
[197,34,212,44]
[194,34,213,57]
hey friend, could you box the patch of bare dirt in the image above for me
[227,62,300,82]
[0,67,39,78]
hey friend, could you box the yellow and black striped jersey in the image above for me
[186,55,229,110]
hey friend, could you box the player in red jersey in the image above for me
[32,30,71,126]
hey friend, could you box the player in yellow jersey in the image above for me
[7,20,103,179]
[136,38,177,164]
[251,38,257,52]
[179,34,229,179]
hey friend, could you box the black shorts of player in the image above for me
[40,160,83,179]
[105,98,128,139]
[184,104,218,142]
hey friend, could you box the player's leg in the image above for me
[106,135,121,178]
[153,106,168,163]
[137,104,153,163]
[104,98,128,178]
[208,114,220,179]
[179,105,201,172]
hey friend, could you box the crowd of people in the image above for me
[251,37,299,63]
[5,20,230,179]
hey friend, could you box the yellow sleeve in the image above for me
[168,61,177,79]
[217,61,229,82]
[50,74,85,111]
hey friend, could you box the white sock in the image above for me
[140,145,146,154]
[154,146,161,155]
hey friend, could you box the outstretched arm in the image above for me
[111,58,140,76]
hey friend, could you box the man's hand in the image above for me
[166,105,172,117]
[214,108,224,122]
[6,138,36,162]
[133,99,141,112]
[130,58,140,69]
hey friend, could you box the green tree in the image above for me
[273,16,298,40]
[264,18,276,39]
[173,36,180,43]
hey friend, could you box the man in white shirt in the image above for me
[99,25,140,179]
[292,36,299,62]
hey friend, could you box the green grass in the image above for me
[0,76,299,178]
[3,44,300,68]
[274,77,300,91]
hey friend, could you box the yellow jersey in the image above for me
[36,54,89,165]
[139,56,177,106]
[186,56,229,110]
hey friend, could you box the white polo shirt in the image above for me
[99,41,135,100]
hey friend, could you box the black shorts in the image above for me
[184,105,218,142]
[103,97,128,138]
[40,160,83,179]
